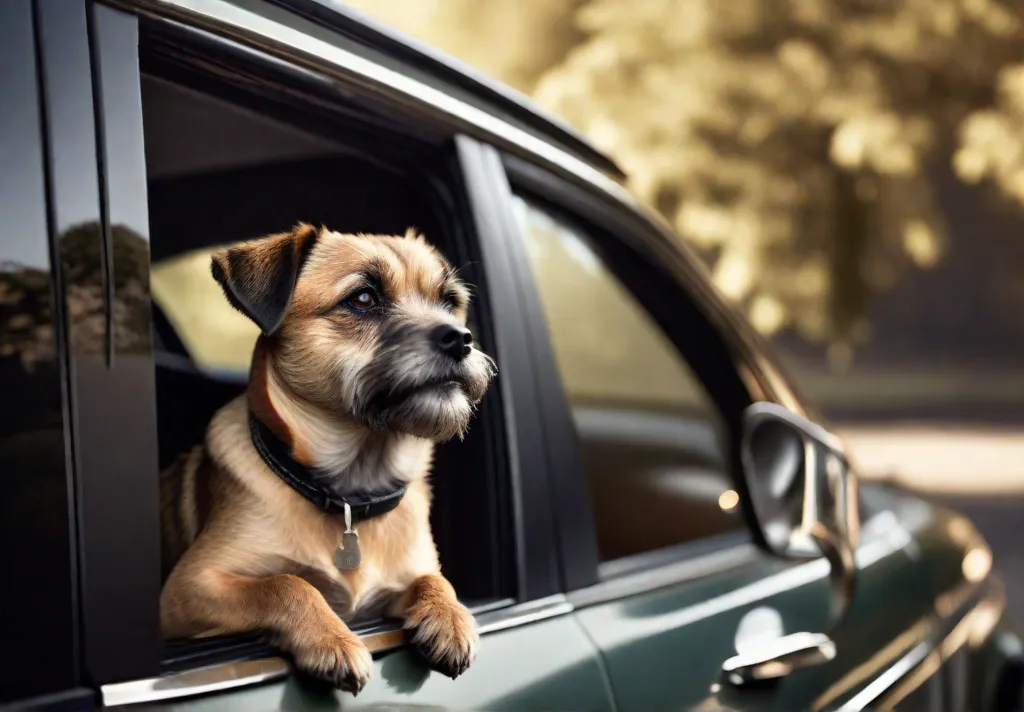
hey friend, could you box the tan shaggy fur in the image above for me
[159,224,494,693]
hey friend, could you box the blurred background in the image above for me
[335,0,1024,613]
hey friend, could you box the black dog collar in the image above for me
[249,413,407,523]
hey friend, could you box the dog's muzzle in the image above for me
[358,319,495,420]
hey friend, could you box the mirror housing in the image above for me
[739,401,860,627]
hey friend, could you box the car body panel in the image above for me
[94,486,1023,712]
[117,614,613,712]
[573,500,930,712]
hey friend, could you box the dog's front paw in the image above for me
[404,598,479,678]
[291,630,373,694]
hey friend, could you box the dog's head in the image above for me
[210,223,496,441]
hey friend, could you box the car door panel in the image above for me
[573,510,928,712]
[127,615,612,712]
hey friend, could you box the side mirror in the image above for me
[720,402,861,687]
[739,402,860,627]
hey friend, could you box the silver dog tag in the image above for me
[334,503,361,570]
[334,532,360,570]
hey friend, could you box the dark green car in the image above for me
[1,1,1020,710]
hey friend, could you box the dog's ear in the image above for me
[210,222,320,336]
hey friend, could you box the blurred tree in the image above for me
[344,0,584,92]
[348,0,1024,366]
[957,62,1024,205]
[0,223,150,370]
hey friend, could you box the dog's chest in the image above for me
[284,518,422,621]
[261,480,436,621]
[294,558,402,621]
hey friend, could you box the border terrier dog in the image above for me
[159,223,496,693]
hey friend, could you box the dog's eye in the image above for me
[440,289,462,311]
[346,288,378,312]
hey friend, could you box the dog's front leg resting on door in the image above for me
[161,569,373,693]
[391,573,479,678]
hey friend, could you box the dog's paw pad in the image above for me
[404,601,479,679]
[294,632,373,693]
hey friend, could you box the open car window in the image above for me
[151,247,258,375]
[140,50,515,672]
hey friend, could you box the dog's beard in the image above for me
[356,346,496,441]
[370,383,473,441]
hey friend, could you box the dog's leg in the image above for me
[390,573,479,678]
[162,569,373,692]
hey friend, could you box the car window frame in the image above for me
[499,155,770,593]
[57,0,563,701]
[454,137,563,600]
[136,12,531,610]
[37,0,164,688]
[0,1,95,706]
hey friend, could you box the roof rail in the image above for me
[267,0,625,180]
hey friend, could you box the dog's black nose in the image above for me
[430,323,473,361]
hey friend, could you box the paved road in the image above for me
[833,426,1023,624]
[838,426,1024,494]
[930,494,1024,626]
[732,420,1022,624]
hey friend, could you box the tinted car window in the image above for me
[512,195,743,562]
[0,1,78,699]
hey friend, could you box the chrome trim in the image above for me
[722,631,836,685]
[836,640,933,712]
[100,596,572,706]
[265,0,625,177]
[118,0,636,203]
[475,594,574,635]
[811,618,933,711]
[836,580,1006,712]
[101,657,290,707]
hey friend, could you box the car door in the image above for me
[490,157,937,712]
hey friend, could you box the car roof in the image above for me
[270,0,626,180]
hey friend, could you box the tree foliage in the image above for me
[348,0,1024,350]
[0,223,150,371]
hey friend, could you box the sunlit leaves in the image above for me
[957,64,1024,204]
[351,0,1024,348]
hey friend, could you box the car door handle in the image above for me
[721,631,836,685]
